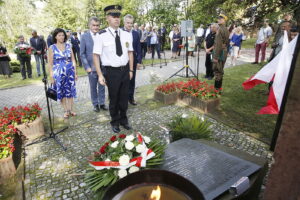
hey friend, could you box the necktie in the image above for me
[115,30,123,57]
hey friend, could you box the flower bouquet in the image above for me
[14,43,35,57]
[85,133,166,198]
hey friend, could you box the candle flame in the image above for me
[150,186,161,200]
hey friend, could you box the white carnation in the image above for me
[119,154,130,166]
[105,158,111,162]
[110,141,119,148]
[129,166,140,174]
[182,113,188,118]
[125,141,134,150]
[136,144,146,153]
[118,169,127,179]
[143,136,151,144]
[125,135,135,142]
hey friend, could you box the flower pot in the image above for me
[179,93,220,113]
[0,155,16,181]
[154,90,178,105]
[15,116,45,141]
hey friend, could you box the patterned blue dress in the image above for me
[50,43,76,100]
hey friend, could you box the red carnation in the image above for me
[110,135,117,142]
[100,145,107,154]
[119,134,126,139]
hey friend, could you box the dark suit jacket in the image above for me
[132,30,142,65]
[71,36,80,52]
[30,37,44,52]
[80,31,95,71]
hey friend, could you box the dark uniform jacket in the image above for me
[213,24,229,61]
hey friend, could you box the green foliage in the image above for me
[168,115,213,141]
[10,60,21,73]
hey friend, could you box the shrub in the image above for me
[10,59,20,72]
[168,114,212,141]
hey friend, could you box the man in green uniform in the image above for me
[212,14,229,90]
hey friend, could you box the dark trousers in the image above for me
[160,37,166,51]
[151,44,161,59]
[73,49,82,67]
[88,71,105,107]
[128,62,137,101]
[105,66,130,126]
[19,57,32,79]
[205,53,214,77]
[141,42,147,58]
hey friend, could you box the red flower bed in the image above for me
[180,79,221,99]
[156,82,184,94]
[0,103,42,159]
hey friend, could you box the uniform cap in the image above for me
[104,5,122,17]
[218,14,228,21]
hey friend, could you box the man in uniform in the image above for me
[93,5,134,133]
[212,14,229,90]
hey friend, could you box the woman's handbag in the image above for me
[46,84,57,101]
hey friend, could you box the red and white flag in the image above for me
[242,31,298,114]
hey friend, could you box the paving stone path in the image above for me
[1,49,273,199]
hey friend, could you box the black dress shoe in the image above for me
[129,100,137,106]
[120,123,132,130]
[251,62,258,64]
[100,104,108,110]
[93,105,100,112]
[112,125,121,133]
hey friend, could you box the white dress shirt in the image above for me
[93,27,133,67]
[196,28,204,37]
[90,31,98,41]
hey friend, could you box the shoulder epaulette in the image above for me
[99,29,107,34]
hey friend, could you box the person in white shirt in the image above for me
[93,5,134,133]
[252,19,273,64]
[169,24,177,50]
[196,24,204,51]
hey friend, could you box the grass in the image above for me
[135,63,277,144]
[242,38,256,49]
[202,63,277,144]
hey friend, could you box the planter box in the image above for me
[179,93,220,113]
[154,90,178,105]
[16,116,45,141]
[0,155,16,181]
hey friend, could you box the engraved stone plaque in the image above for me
[160,139,261,200]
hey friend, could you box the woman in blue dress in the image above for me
[171,27,181,59]
[48,28,77,118]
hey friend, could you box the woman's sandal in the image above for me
[69,111,77,117]
[63,112,70,119]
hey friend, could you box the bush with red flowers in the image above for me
[180,79,222,100]
[0,103,42,159]
[156,81,184,94]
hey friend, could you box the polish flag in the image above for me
[242,31,298,114]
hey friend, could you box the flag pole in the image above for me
[270,36,300,151]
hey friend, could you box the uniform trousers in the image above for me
[213,50,228,81]
[104,66,130,126]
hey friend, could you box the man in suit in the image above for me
[80,16,107,112]
[158,23,167,52]
[123,14,142,105]
[30,30,44,76]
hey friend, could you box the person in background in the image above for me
[169,25,176,50]
[183,33,196,56]
[39,35,47,64]
[171,26,181,59]
[133,23,142,38]
[47,31,54,48]
[229,26,243,66]
[30,30,43,77]
[158,23,167,52]
[66,30,72,46]
[48,28,77,119]
[77,28,82,41]
[71,32,82,67]
[290,26,299,40]
[272,21,292,57]
[80,16,107,113]
[204,23,218,80]
[252,19,273,64]
[0,42,12,78]
[150,26,161,59]
[140,24,148,58]
[204,24,211,39]
[196,24,204,51]
[146,26,152,54]
[15,35,32,80]
[123,14,142,106]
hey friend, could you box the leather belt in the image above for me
[104,65,128,70]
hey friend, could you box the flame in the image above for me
[150,186,161,200]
